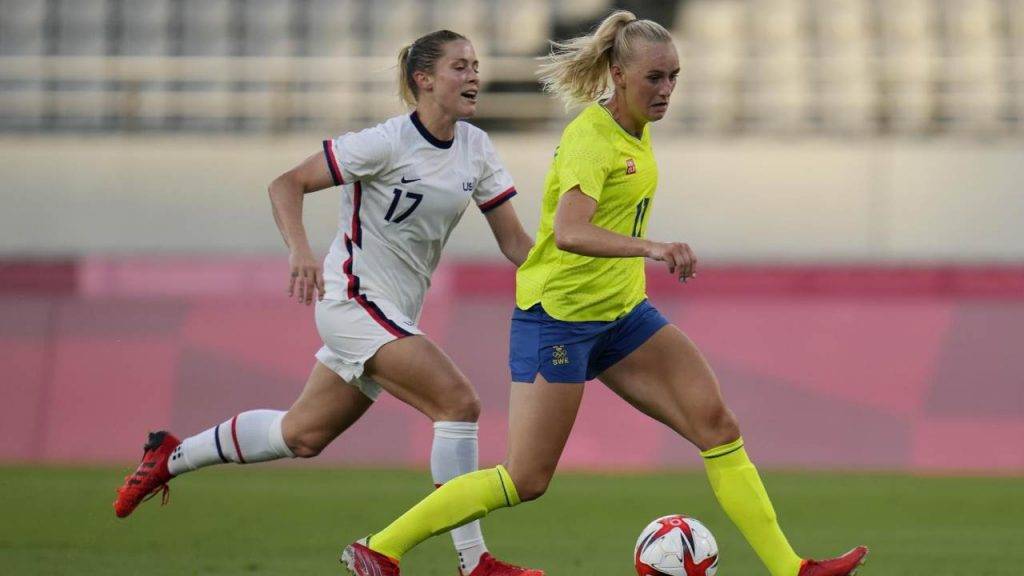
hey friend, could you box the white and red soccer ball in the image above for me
[634,515,719,576]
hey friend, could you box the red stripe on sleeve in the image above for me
[478,186,517,213]
[322,139,345,186]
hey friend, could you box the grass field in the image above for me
[2,466,1022,575]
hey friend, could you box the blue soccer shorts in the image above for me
[509,299,669,384]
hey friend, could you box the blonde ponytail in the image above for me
[537,10,674,108]
[397,44,416,108]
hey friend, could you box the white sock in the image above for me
[432,421,489,575]
[168,410,294,476]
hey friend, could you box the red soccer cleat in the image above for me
[113,431,179,518]
[341,538,401,576]
[463,553,544,576]
[798,546,869,576]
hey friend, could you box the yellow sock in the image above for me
[368,465,520,561]
[702,438,802,576]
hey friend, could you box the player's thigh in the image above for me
[597,324,738,451]
[364,335,479,422]
[505,375,585,501]
[283,361,375,456]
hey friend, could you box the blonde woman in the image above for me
[113,29,541,576]
[342,12,868,576]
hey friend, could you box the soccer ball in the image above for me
[634,514,719,576]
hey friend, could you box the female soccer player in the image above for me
[113,29,541,576]
[342,12,868,576]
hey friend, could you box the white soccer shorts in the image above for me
[314,297,422,401]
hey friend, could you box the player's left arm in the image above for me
[484,201,534,267]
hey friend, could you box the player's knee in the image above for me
[286,431,329,458]
[509,469,552,502]
[697,406,741,451]
[516,477,551,502]
[437,392,481,422]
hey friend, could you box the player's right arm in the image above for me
[268,152,336,305]
[553,186,697,282]
[550,122,697,282]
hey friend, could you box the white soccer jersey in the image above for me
[320,112,516,333]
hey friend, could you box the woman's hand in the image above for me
[288,248,325,304]
[269,150,337,305]
[645,241,698,283]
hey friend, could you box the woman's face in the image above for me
[614,40,680,125]
[418,39,480,119]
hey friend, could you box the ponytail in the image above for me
[537,10,673,108]
[396,44,416,107]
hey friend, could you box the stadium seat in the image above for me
[936,0,1004,132]
[242,0,294,56]
[811,0,876,133]
[674,0,745,131]
[494,0,551,55]
[1011,0,1024,56]
[0,0,47,55]
[745,0,811,132]
[813,0,870,58]
[432,0,485,51]
[877,0,940,133]
[368,0,422,56]
[180,0,232,56]
[56,0,107,55]
[0,0,47,129]
[748,0,803,45]
[553,0,611,21]
[120,0,170,56]
[306,0,359,57]
[819,79,878,135]
[881,0,932,43]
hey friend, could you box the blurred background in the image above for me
[2,0,1023,474]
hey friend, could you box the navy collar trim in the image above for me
[410,111,454,149]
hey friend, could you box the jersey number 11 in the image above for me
[631,198,650,237]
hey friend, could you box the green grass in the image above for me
[1,466,1022,575]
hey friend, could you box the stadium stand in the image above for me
[0,0,1021,134]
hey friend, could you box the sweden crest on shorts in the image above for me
[551,344,570,366]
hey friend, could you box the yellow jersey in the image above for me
[516,103,658,321]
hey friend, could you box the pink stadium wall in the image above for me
[1,259,1022,472]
